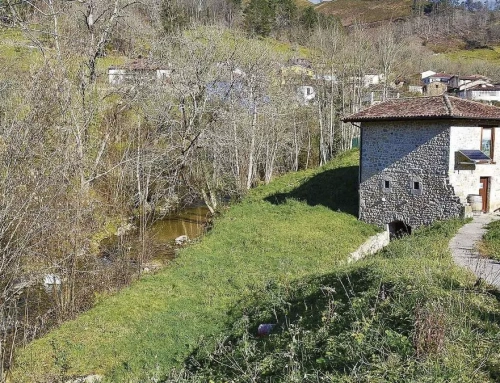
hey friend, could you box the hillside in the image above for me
[11,151,379,382]
[295,0,314,8]
[316,0,413,26]
[166,219,500,382]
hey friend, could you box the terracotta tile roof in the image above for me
[467,84,500,91]
[460,75,488,81]
[343,95,500,122]
[431,73,453,78]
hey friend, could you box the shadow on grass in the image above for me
[264,165,359,217]
[178,266,404,380]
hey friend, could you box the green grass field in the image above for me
[11,150,380,382]
[445,46,500,64]
[0,26,127,81]
[168,219,500,382]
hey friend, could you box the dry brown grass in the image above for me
[316,0,413,26]
[295,0,314,8]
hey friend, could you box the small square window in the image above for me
[410,178,423,195]
[381,178,392,193]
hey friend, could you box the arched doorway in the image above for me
[388,220,411,239]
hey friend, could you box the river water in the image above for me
[103,205,211,265]
[5,206,211,362]
[145,205,211,260]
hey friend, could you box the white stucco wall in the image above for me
[108,68,126,85]
[449,126,500,212]
[469,90,500,102]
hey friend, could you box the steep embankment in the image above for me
[12,150,379,382]
[169,220,500,382]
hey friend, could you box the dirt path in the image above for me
[449,214,500,290]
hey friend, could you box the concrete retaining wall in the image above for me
[348,230,390,263]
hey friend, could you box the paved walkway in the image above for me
[449,213,500,290]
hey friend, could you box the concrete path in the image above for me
[449,213,500,290]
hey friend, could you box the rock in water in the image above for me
[175,235,188,245]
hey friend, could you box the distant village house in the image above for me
[108,57,171,85]
[420,70,500,102]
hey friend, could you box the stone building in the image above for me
[344,95,500,234]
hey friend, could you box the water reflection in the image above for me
[142,206,211,262]
[3,206,211,367]
[101,205,211,264]
[149,206,210,244]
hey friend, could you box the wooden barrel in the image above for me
[467,194,483,214]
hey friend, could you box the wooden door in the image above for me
[480,177,489,213]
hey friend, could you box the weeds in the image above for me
[413,301,445,358]
[480,220,500,261]
[164,219,500,382]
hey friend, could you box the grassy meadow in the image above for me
[11,150,380,382]
[11,147,500,383]
[167,219,500,382]
[445,46,500,65]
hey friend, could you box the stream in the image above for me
[3,206,211,363]
[143,205,211,261]
[100,205,211,266]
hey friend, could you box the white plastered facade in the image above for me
[449,125,500,213]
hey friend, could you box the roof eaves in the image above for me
[343,115,500,123]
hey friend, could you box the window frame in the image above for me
[481,126,495,160]
[410,176,423,196]
[381,177,392,193]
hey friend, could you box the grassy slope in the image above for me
[480,220,500,261]
[0,28,43,74]
[0,27,126,80]
[12,150,379,382]
[171,219,500,382]
[316,0,413,26]
[295,0,314,8]
[445,46,500,64]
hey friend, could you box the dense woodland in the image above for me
[1,0,500,377]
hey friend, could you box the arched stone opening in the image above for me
[388,220,412,239]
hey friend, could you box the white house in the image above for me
[363,74,384,88]
[344,95,500,234]
[458,83,500,103]
[108,58,171,85]
[449,75,490,90]
[421,70,436,80]
[297,85,316,104]
[422,72,453,85]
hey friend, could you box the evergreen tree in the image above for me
[300,6,317,30]
[243,0,275,37]
[272,0,297,30]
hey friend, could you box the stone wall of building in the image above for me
[360,121,463,229]
[448,126,500,212]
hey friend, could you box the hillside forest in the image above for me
[1,0,500,377]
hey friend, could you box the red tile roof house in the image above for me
[344,95,500,235]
